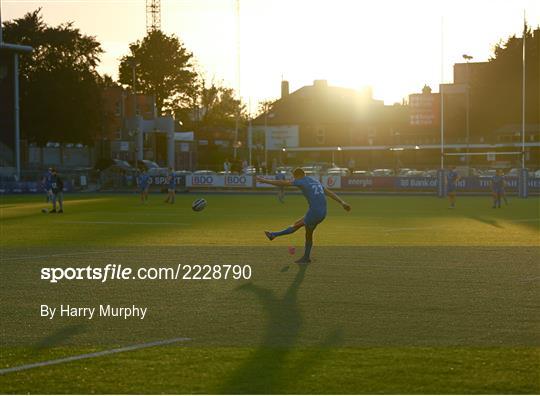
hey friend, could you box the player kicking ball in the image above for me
[256,168,351,264]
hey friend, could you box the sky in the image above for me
[2,0,539,112]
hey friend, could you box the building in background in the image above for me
[100,86,195,169]
[252,79,390,168]
[251,69,539,171]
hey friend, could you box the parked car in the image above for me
[405,170,426,177]
[243,166,257,175]
[174,170,192,176]
[148,168,168,176]
[454,166,471,177]
[275,166,293,176]
[481,169,497,178]
[95,159,137,188]
[469,167,482,176]
[372,169,394,176]
[301,167,321,177]
[96,158,136,173]
[398,168,413,176]
[506,168,526,177]
[112,159,136,172]
[193,170,216,175]
[301,162,332,175]
[131,159,158,170]
[326,167,350,176]
[352,170,372,176]
[131,160,168,176]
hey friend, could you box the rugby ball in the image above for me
[192,198,207,212]
[41,208,49,214]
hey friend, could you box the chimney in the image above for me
[281,80,289,99]
[313,79,328,89]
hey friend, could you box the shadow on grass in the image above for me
[469,215,503,229]
[511,218,540,233]
[33,324,86,351]
[219,266,342,394]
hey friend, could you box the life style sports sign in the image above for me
[148,175,186,186]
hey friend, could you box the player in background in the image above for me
[42,167,53,203]
[49,168,64,213]
[446,166,460,208]
[275,170,286,203]
[491,169,506,208]
[257,168,351,264]
[137,169,150,204]
[164,167,176,204]
[499,170,509,205]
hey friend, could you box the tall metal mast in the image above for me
[146,0,161,32]
[234,0,241,159]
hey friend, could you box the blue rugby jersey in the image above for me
[292,177,327,212]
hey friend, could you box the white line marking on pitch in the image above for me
[55,221,190,226]
[385,225,443,232]
[1,249,132,261]
[0,337,191,375]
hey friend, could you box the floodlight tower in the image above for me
[146,0,161,32]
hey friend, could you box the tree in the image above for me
[2,9,104,145]
[118,30,198,115]
[173,80,247,169]
[174,78,247,132]
[256,98,277,118]
[199,82,246,129]
[470,25,539,136]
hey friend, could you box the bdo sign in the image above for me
[225,175,253,187]
[188,175,225,187]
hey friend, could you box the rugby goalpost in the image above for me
[438,151,529,198]
[437,12,529,199]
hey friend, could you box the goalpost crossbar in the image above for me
[443,151,522,156]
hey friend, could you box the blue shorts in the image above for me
[447,185,456,193]
[304,208,326,229]
[139,185,148,192]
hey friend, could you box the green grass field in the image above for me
[1,192,539,394]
